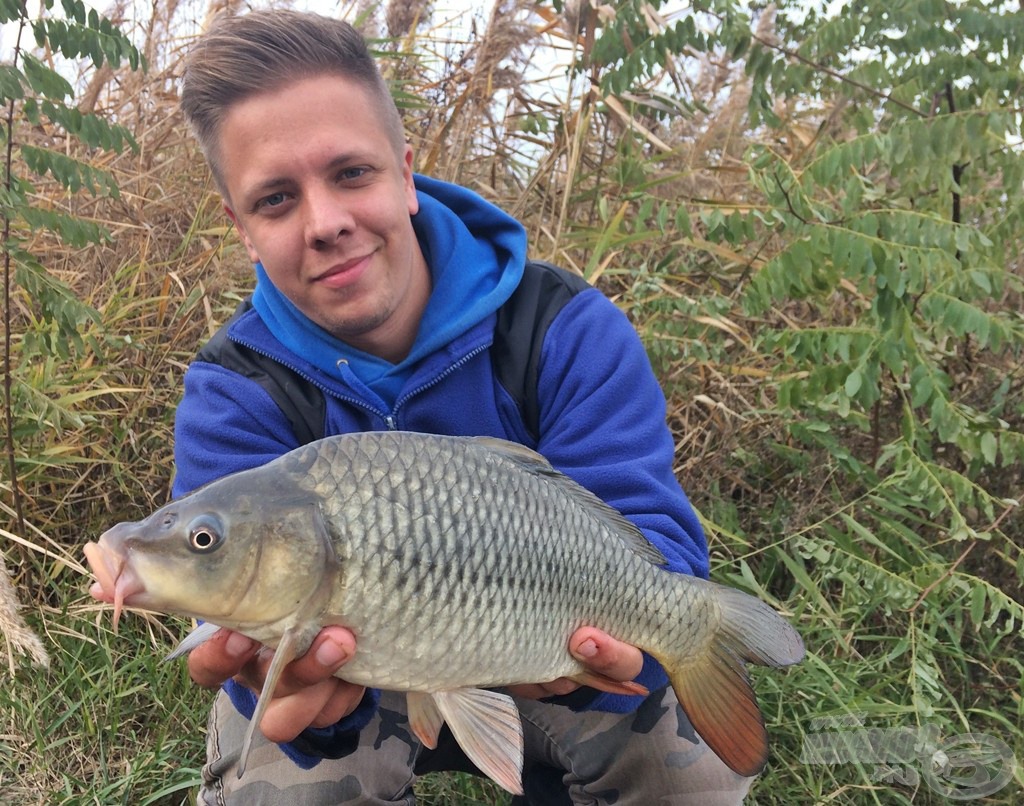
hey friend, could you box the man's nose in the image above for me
[304,187,354,248]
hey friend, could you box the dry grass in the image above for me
[1,1,1021,803]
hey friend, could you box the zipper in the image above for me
[235,335,491,434]
[234,337,392,425]
[388,342,491,426]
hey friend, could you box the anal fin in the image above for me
[432,688,525,795]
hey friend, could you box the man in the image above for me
[175,9,753,804]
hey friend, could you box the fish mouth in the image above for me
[83,539,146,632]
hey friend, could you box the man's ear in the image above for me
[402,145,419,217]
[224,204,260,263]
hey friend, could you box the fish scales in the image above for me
[84,430,804,790]
[301,433,654,692]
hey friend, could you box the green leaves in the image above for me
[19,53,73,101]
[587,0,749,97]
[32,0,141,70]
[19,145,120,197]
[22,98,138,153]
[18,206,110,248]
[2,0,143,535]
[737,78,1023,482]
[13,249,102,360]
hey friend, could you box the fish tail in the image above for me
[653,584,804,778]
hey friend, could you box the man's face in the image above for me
[219,74,429,362]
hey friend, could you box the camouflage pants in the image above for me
[198,687,755,805]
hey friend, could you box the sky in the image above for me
[0,0,495,59]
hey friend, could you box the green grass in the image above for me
[0,603,205,804]
[0,596,513,805]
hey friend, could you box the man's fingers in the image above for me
[284,627,356,687]
[538,677,580,697]
[309,683,368,729]
[259,678,344,743]
[187,628,259,689]
[186,626,364,741]
[506,678,581,700]
[508,629,646,702]
[569,627,644,681]
[89,581,113,603]
[236,626,356,696]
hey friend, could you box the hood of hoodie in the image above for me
[250,174,527,406]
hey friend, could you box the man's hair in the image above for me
[181,9,406,194]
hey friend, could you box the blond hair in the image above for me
[181,10,405,193]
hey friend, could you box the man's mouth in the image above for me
[315,254,373,289]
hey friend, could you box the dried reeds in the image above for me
[0,553,48,671]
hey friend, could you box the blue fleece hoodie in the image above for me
[172,175,709,769]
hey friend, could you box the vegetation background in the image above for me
[0,0,1021,803]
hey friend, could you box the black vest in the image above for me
[195,260,590,444]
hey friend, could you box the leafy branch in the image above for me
[0,0,141,668]
[2,11,27,534]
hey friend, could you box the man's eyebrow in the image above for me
[248,177,290,195]
[324,152,374,170]
[242,153,372,197]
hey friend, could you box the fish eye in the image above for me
[187,516,223,553]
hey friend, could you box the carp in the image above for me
[85,431,804,794]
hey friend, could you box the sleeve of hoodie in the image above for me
[533,287,710,713]
[172,358,380,768]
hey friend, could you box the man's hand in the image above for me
[187,625,364,743]
[508,626,645,700]
[188,624,643,740]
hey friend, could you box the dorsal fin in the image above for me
[468,436,668,567]
[470,436,553,470]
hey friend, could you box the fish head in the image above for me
[85,465,335,635]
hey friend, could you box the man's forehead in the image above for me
[218,79,391,169]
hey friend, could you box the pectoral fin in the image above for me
[164,621,221,662]
[431,688,525,796]
[237,627,304,778]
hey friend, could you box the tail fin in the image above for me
[655,585,804,777]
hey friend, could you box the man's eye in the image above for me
[259,192,288,208]
[338,167,368,182]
